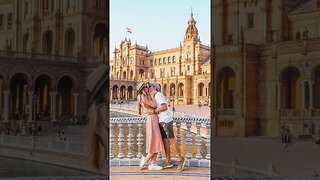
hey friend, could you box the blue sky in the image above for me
[110,0,210,57]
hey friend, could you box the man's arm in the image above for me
[145,103,167,115]
[155,103,167,113]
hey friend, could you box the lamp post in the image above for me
[171,87,175,116]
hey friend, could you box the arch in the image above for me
[139,69,145,79]
[130,70,134,80]
[123,71,127,80]
[0,14,3,27]
[112,85,119,99]
[178,83,184,97]
[56,73,77,91]
[198,83,205,97]
[7,13,12,29]
[120,85,126,100]
[217,66,236,108]
[128,86,133,99]
[22,32,29,52]
[9,73,30,120]
[8,71,32,90]
[34,74,52,120]
[33,71,55,90]
[169,83,176,97]
[163,83,167,96]
[93,23,108,57]
[65,28,75,56]
[280,67,301,109]
[57,76,74,117]
[42,30,53,55]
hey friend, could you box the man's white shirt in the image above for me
[154,91,173,123]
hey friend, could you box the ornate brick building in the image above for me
[0,0,108,130]
[213,0,320,137]
[110,12,211,105]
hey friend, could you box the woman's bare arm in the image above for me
[142,94,157,109]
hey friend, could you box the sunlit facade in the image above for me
[0,0,108,130]
[110,12,211,105]
[214,0,320,137]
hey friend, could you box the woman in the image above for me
[86,64,109,171]
[136,82,164,171]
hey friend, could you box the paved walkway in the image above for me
[213,137,320,177]
[110,166,210,180]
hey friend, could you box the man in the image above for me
[146,81,186,172]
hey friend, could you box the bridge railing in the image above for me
[110,116,211,167]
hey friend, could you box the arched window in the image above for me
[43,0,49,10]
[163,57,166,64]
[7,13,12,29]
[168,57,171,63]
[0,14,3,27]
[172,56,176,63]
[154,59,157,65]
[150,60,153,66]
[65,28,75,56]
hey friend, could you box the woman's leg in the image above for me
[145,153,154,163]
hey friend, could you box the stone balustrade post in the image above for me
[127,123,134,159]
[185,121,192,159]
[137,122,143,158]
[268,162,276,176]
[176,120,182,146]
[117,123,124,159]
[196,122,202,160]
[230,157,238,175]
[109,123,114,159]
[206,121,211,160]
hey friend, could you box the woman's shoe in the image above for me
[148,164,163,171]
[139,155,146,170]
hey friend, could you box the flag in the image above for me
[127,27,132,34]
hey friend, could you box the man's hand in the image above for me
[145,109,154,115]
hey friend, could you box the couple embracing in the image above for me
[136,81,186,172]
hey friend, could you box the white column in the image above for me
[3,91,9,123]
[110,89,113,100]
[125,90,128,100]
[28,91,33,122]
[73,93,79,118]
[50,92,57,122]
[118,89,120,100]
[310,81,314,109]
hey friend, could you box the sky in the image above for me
[110,0,210,57]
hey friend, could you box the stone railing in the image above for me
[110,116,211,167]
[0,135,86,155]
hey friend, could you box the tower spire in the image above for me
[184,9,199,42]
